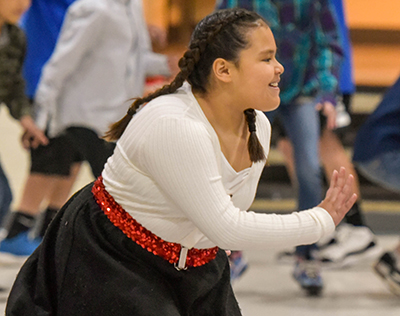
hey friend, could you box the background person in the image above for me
[0,0,177,259]
[353,75,400,296]
[0,0,48,236]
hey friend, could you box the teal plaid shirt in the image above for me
[216,0,344,106]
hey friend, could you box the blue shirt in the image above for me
[353,76,400,162]
[216,0,344,106]
[20,0,76,98]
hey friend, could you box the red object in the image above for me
[92,177,219,268]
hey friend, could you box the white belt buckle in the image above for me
[174,246,189,271]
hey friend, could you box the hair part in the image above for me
[105,8,267,163]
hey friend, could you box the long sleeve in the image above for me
[5,43,32,120]
[133,115,335,250]
[131,0,170,77]
[34,1,106,130]
[0,25,31,120]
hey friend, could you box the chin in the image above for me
[260,101,280,112]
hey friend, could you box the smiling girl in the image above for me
[7,8,356,315]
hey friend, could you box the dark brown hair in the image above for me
[105,8,267,162]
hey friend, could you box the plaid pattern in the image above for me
[216,0,344,105]
[0,24,31,120]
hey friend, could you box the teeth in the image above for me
[270,82,278,87]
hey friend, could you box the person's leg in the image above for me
[279,99,322,214]
[356,151,400,194]
[0,137,81,258]
[356,151,400,295]
[0,158,13,228]
[320,128,364,223]
[33,162,82,238]
[279,99,323,296]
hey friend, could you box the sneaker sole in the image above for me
[321,243,382,269]
[374,262,400,296]
[341,244,383,268]
[304,285,323,297]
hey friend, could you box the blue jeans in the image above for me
[356,151,400,194]
[266,98,322,257]
[0,156,12,227]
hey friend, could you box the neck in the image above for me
[194,89,247,137]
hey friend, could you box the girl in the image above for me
[6,8,357,315]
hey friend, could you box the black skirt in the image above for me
[6,183,242,316]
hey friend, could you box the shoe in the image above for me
[374,252,400,296]
[276,230,338,264]
[293,258,323,296]
[316,223,381,268]
[229,251,248,283]
[335,100,351,129]
[0,231,41,265]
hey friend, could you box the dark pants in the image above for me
[30,127,115,178]
[0,157,12,226]
[6,183,242,316]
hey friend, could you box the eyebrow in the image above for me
[259,48,277,55]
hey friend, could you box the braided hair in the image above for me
[105,8,266,162]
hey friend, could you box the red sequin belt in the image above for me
[92,177,219,270]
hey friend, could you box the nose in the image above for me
[276,60,284,75]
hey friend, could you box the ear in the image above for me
[212,58,234,83]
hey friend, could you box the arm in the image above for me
[34,1,106,130]
[4,29,32,121]
[3,26,48,148]
[136,116,347,250]
[131,0,172,78]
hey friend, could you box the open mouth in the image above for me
[269,82,279,88]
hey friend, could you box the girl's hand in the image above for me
[318,167,358,226]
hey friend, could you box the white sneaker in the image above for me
[316,223,382,268]
[335,100,351,128]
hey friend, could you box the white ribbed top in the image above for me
[102,83,335,250]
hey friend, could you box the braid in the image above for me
[244,109,265,162]
[105,8,266,141]
[104,57,195,141]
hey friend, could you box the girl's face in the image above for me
[0,0,31,26]
[230,25,284,112]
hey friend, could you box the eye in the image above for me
[263,58,272,62]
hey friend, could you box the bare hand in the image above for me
[316,102,336,130]
[19,115,49,149]
[318,167,358,226]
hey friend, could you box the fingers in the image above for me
[324,169,338,201]
[326,167,345,203]
[345,193,358,210]
[319,167,358,226]
[335,173,354,208]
